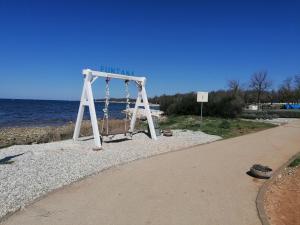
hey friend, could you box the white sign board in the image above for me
[197,92,208,102]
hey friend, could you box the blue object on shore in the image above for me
[283,104,300,109]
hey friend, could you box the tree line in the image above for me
[231,71,300,104]
[149,71,300,118]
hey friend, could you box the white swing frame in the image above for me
[73,68,157,149]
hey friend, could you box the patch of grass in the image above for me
[289,156,300,167]
[159,115,277,138]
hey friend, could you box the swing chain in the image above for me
[101,78,131,138]
[103,77,110,119]
[124,80,131,135]
[125,80,130,113]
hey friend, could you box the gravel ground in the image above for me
[0,130,221,219]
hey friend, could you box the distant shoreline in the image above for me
[0,98,79,102]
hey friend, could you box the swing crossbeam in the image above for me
[73,68,157,150]
[83,69,146,83]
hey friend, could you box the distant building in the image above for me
[248,104,258,111]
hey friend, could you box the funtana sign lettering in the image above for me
[99,66,135,76]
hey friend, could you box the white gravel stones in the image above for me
[0,130,221,219]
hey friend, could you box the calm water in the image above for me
[0,99,134,128]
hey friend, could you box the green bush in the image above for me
[241,111,278,119]
[215,95,244,118]
[241,109,300,119]
[289,157,300,167]
[154,91,245,118]
[267,109,300,118]
[219,120,231,129]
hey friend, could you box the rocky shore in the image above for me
[0,123,77,149]
[0,119,137,149]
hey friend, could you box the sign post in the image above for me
[197,92,208,122]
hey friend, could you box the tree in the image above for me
[243,90,256,104]
[249,71,272,107]
[267,89,278,104]
[294,74,300,103]
[294,75,300,88]
[227,80,240,96]
[278,77,294,103]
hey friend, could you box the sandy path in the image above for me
[0,130,220,219]
[2,120,300,225]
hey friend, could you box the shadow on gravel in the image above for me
[104,138,132,143]
[0,153,24,165]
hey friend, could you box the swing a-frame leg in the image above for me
[129,82,157,140]
[73,72,102,150]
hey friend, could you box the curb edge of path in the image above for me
[256,152,300,225]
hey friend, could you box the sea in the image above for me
[0,99,151,128]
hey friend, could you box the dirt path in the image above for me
[2,120,300,225]
[264,165,300,225]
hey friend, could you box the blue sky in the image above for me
[0,0,299,100]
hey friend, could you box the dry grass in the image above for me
[0,119,144,149]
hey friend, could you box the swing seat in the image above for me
[100,130,132,143]
[100,119,131,137]
[100,129,130,137]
